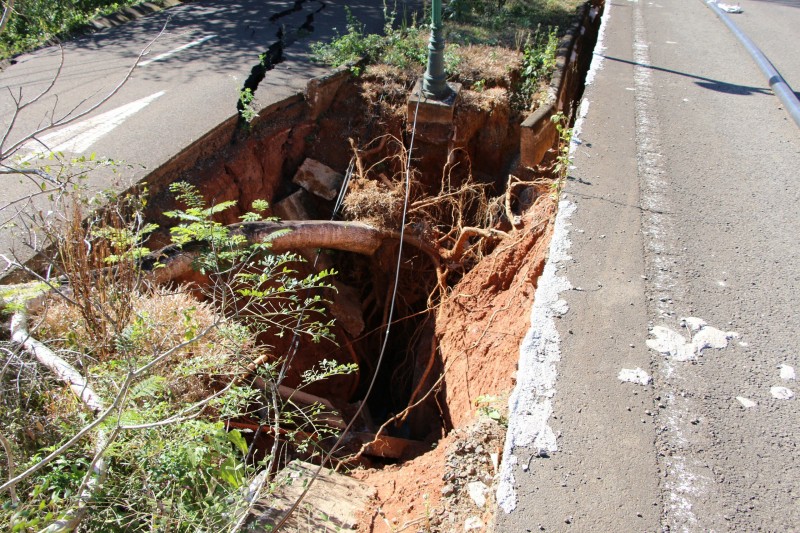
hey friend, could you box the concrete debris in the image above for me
[467,481,489,508]
[647,319,737,362]
[681,317,707,331]
[770,386,794,400]
[618,367,652,385]
[464,516,485,531]
[293,158,344,201]
[779,364,796,381]
[717,2,743,13]
[736,396,756,408]
[273,189,316,221]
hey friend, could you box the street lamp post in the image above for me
[422,0,449,99]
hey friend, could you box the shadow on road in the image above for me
[602,54,774,96]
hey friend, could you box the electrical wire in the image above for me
[271,85,424,531]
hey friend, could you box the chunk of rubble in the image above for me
[618,367,652,386]
[248,460,375,532]
[779,364,796,381]
[770,386,794,400]
[273,189,317,221]
[464,516,484,531]
[293,158,344,201]
[647,319,737,362]
[735,396,756,408]
[467,481,489,508]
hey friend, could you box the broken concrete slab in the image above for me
[292,159,344,201]
[248,460,375,532]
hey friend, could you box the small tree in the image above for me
[1,181,354,531]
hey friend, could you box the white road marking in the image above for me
[631,2,715,529]
[21,91,165,159]
[140,35,217,66]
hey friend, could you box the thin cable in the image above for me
[276,157,355,385]
[271,86,425,531]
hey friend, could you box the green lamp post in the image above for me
[422,0,449,99]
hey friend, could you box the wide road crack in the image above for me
[237,0,326,123]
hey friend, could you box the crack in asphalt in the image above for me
[236,0,326,122]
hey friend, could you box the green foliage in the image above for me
[1,183,354,530]
[519,26,560,107]
[238,87,257,123]
[550,111,573,196]
[85,421,253,531]
[0,0,141,60]
[474,394,508,427]
[310,6,426,74]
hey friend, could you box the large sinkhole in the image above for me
[130,4,602,473]
[155,77,564,466]
[0,1,607,530]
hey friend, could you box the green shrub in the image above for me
[1,0,141,59]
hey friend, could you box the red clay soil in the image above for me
[354,194,557,531]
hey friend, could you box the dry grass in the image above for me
[34,287,241,404]
[451,45,523,89]
[342,177,405,230]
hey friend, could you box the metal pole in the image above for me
[422,0,449,99]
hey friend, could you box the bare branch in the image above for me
[0,0,15,36]
[0,433,18,505]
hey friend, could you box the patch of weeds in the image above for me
[445,0,580,45]
[518,26,560,108]
[238,87,257,123]
[475,394,508,427]
[549,111,573,197]
[310,7,384,70]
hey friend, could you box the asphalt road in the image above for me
[734,0,800,102]
[497,0,799,531]
[0,0,415,267]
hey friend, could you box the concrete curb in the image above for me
[519,0,605,169]
[496,0,611,516]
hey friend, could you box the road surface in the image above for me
[496,0,800,531]
[0,0,417,267]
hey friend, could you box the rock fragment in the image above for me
[293,158,344,201]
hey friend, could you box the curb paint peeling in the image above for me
[496,200,575,514]
[496,1,612,514]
